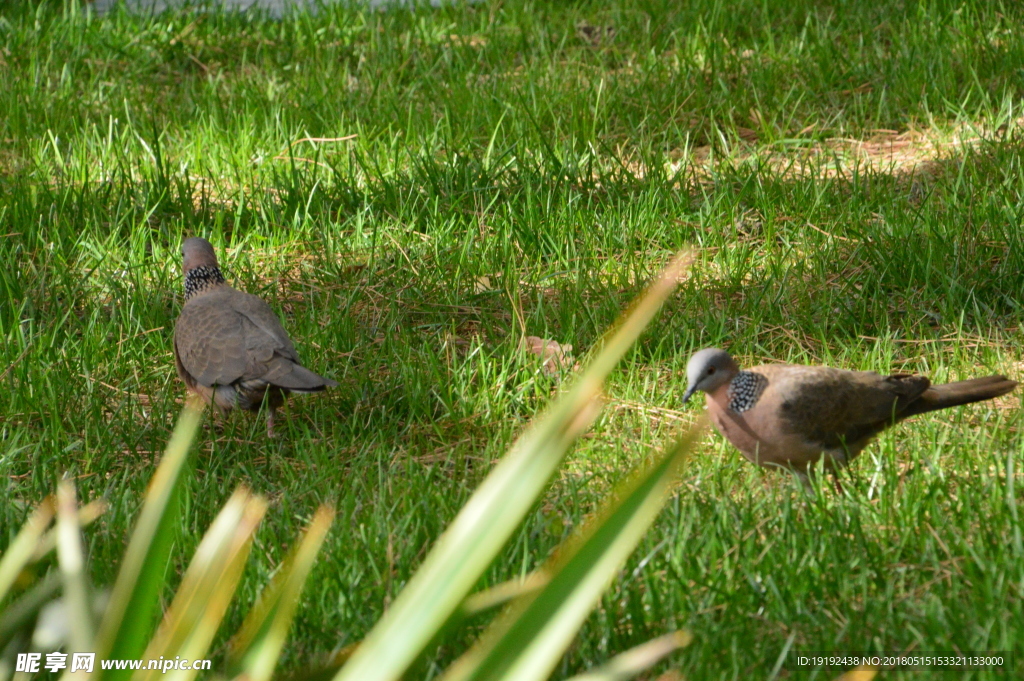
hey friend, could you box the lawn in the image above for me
[1,0,1023,678]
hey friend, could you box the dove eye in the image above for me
[707,367,716,375]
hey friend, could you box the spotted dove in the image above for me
[174,238,337,436]
[682,348,1016,474]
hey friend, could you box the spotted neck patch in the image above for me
[184,265,226,301]
[727,371,768,412]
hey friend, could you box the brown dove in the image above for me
[682,348,1016,474]
[174,237,337,436]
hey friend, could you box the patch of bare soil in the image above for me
[675,117,1022,182]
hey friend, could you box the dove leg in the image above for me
[822,448,851,494]
[792,468,814,494]
[209,401,230,435]
[187,384,229,432]
[266,407,277,438]
[263,388,289,438]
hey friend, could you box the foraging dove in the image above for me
[682,348,1016,473]
[174,238,337,436]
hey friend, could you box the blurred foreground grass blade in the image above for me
[227,506,335,681]
[93,399,204,680]
[0,496,54,603]
[833,667,877,681]
[56,481,92,653]
[460,574,548,618]
[137,487,267,681]
[442,424,705,681]
[562,631,694,681]
[32,500,107,562]
[334,253,694,681]
[0,573,61,651]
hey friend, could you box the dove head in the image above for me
[683,348,739,404]
[181,237,226,300]
[182,237,219,273]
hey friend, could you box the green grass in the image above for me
[2,0,1023,678]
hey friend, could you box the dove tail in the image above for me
[263,360,338,391]
[901,375,1017,418]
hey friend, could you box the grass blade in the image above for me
[32,500,107,562]
[0,572,61,651]
[833,667,878,681]
[92,399,204,680]
[55,481,92,653]
[0,497,54,603]
[333,252,694,681]
[562,631,694,681]
[137,487,267,681]
[441,423,705,681]
[227,505,335,681]
[460,574,548,618]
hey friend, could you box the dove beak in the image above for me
[682,385,697,404]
